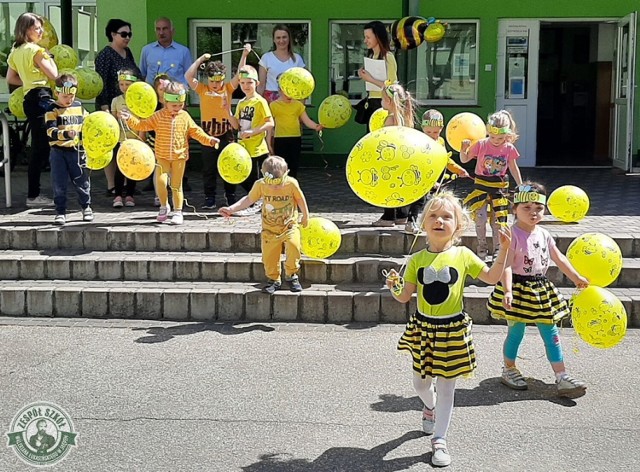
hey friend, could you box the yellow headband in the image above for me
[55,81,77,95]
[422,118,444,128]
[118,73,138,82]
[489,125,511,135]
[262,170,288,185]
[208,73,225,81]
[514,185,547,205]
[164,91,186,103]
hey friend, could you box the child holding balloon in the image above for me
[487,181,589,398]
[219,155,309,294]
[385,191,511,468]
[460,110,523,260]
[122,81,220,225]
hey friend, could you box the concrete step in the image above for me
[2,225,639,257]
[2,250,639,288]
[0,280,639,328]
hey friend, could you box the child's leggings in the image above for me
[413,375,456,439]
[503,320,564,364]
[156,158,186,210]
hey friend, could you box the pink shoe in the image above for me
[125,196,135,207]
[157,206,170,222]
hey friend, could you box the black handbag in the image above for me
[353,98,369,124]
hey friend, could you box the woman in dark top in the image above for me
[94,19,141,193]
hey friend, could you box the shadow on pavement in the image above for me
[132,322,275,344]
[241,430,430,471]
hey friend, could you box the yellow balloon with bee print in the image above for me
[82,111,119,156]
[278,67,315,100]
[346,126,447,208]
[368,108,388,132]
[117,139,156,180]
[217,143,251,184]
[85,149,113,170]
[37,17,58,50]
[300,217,342,259]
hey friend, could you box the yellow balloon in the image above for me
[571,286,627,349]
[125,82,158,119]
[85,151,113,170]
[547,185,590,222]
[82,111,120,155]
[368,108,388,132]
[318,95,352,128]
[37,17,58,50]
[300,217,342,259]
[567,233,622,287]
[50,44,78,70]
[217,143,251,184]
[346,126,448,208]
[445,112,486,152]
[425,22,446,43]
[116,139,156,181]
[74,67,103,100]
[278,67,315,100]
[8,87,26,119]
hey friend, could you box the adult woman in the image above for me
[6,13,58,207]
[357,21,398,131]
[94,19,141,194]
[258,24,305,103]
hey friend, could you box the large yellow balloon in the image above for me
[278,67,315,100]
[346,126,448,208]
[116,139,156,181]
[218,143,251,184]
[50,44,78,70]
[369,108,388,132]
[300,217,342,259]
[547,185,590,222]
[8,87,26,119]
[318,95,352,128]
[567,233,622,287]
[37,17,58,51]
[82,111,120,156]
[74,67,103,100]
[571,286,627,349]
[125,82,158,119]
[85,151,113,170]
[445,112,486,152]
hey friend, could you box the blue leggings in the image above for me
[503,321,564,364]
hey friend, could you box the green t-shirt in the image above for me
[405,246,485,316]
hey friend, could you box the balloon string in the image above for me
[198,48,264,69]
[316,130,332,178]
[152,162,209,221]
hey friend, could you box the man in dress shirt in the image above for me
[140,17,192,85]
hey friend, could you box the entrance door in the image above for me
[496,20,540,167]
[612,12,637,171]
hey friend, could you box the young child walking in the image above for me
[123,81,219,225]
[461,110,522,260]
[385,191,510,468]
[487,181,589,398]
[403,109,470,235]
[219,156,309,294]
[227,65,274,216]
[372,81,414,227]
[110,68,142,208]
[185,43,251,209]
[44,74,93,225]
[269,79,323,178]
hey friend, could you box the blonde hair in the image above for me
[13,13,43,47]
[420,191,471,246]
[261,155,289,178]
[487,110,519,143]
[383,82,415,128]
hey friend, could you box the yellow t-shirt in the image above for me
[235,94,272,157]
[248,177,304,235]
[111,95,139,142]
[195,81,235,136]
[270,100,305,138]
[7,43,49,93]
[367,52,398,99]
[404,246,485,317]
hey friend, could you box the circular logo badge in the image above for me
[7,402,78,467]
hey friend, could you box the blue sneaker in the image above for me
[202,198,216,210]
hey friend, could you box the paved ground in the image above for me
[0,318,637,471]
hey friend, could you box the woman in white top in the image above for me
[258,24,305,103]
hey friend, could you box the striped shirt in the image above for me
[45,100,88,148]
[127,108,213,161]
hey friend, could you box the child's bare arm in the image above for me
[508,159,523,186]
[295,191,310,227]
[185,53,210,90]
[384,271,416,303]
[300,111,323,131]
[230,44,251,89]
[550,245,589,287]
[218,195,256,217]
[459,139,473,163]
[478,227,511,284]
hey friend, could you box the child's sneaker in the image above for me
[82,207,94,222]
[125,196,135,207]
[556,375,587,398]
[53,214,66,225]
[431,438,451,467]
[202,197,216,210]
[171,212,184,225]
[286,275,302,292]
[404,221,424,235]
[27,195,54,207]
[372,218,394,227]
[422,407,435,435]
[236,200,263,216]
[154,196,161,207]
[262,279,281,294]
[157,206,170,222]
[113,196,124,208]
[501,366,528,390]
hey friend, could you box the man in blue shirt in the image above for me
[140,17,192,85]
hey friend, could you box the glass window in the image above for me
[46,3,98,69]
[330,21,393,102]
[415,21,479,105]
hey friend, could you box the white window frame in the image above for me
[415,19,480,107]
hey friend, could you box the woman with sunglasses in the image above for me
[95,19,141,195]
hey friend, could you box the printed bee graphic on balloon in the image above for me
[397,165,421,187]
[377,141,397,161]
[380,165,398,181]
[357,168,379,187]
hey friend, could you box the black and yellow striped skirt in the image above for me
[487,274,570,324]
[397,311,476,379]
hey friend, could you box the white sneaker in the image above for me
[556,375,587,398]
[27,195,54,207]
[235,200,262,216]
[171,212,184,225]
[422,407,435,435]
[82,207,94,222]
[501,366,528,390]
[431,438,451,467]
[53,214,65,225]
[404,221,424,235]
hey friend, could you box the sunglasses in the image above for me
[115,31,133,38]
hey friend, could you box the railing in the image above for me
[0,111,12,207]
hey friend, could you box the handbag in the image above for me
[353,98,369,124]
